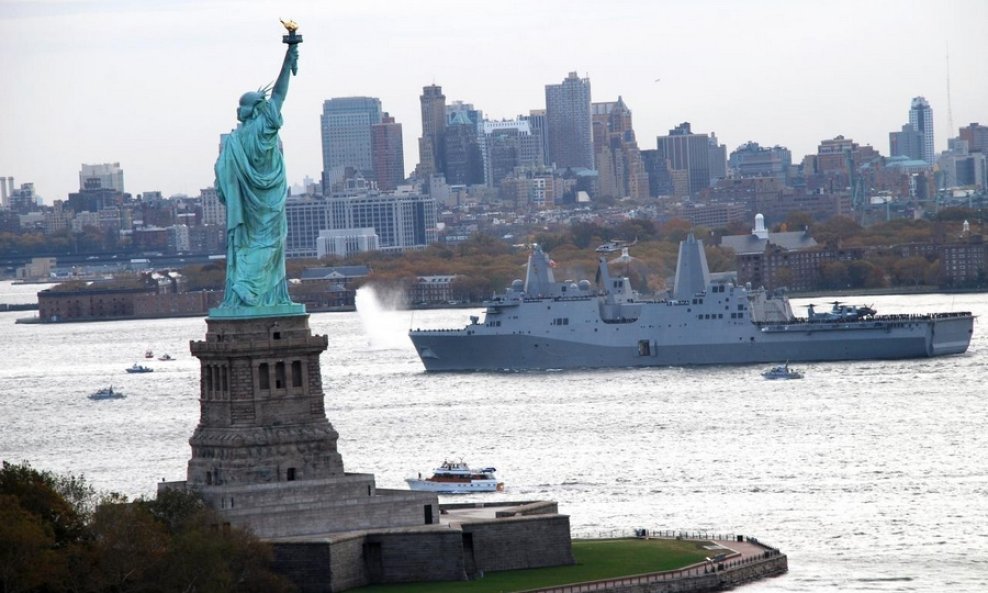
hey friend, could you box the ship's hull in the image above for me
[410,313,974,372]
[405,478,502,493]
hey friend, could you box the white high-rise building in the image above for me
[908,96,935,164]
[79,162,125,192]
[200,187,225,226]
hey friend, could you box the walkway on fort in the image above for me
[519,535,786,593]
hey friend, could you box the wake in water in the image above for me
[355,285,412,350]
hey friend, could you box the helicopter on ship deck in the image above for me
[806,301,877,322]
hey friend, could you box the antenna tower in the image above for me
[946,43,954,136]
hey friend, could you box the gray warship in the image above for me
[409,235,975,372]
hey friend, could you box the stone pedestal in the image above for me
[188,315,343,487]
[178,314,438,538]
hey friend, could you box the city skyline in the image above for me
[2,0,987,203]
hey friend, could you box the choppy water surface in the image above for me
[1,281,985,592]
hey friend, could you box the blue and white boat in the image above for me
[406,460,504,494]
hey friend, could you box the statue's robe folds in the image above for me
[214,101,292,309]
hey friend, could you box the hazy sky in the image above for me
[2,0,986,203]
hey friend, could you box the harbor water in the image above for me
[1,281,985,591]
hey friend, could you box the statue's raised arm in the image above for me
[271,42,299,111]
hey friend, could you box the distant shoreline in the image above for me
[788,286,988,298]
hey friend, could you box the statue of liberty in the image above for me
[211,21,305,318]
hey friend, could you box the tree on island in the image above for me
[0,461,294,593]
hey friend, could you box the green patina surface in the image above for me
[210,32,301,319]
[208,303,306,319]
[354,538,713,593]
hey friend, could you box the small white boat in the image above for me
[126,363,154,373]
[157,353,175,361]
[406,460,504,494]
[89,386,125,400]
[762,363,803,380]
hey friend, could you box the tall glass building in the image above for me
[320,97,383,192]
[908,96,935,164]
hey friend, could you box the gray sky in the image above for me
[2,0,986,203]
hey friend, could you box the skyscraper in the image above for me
[908,96,935,164]
[524,109,550,170]
[483,119,544,187]
[656,122,712,197]
[545,72,594,170]
[591,97,647,199]
[320,97,383,192]
[443,111,485,185]
[889,123,924,160]
[371,113,405,191]
[418,84,447,178]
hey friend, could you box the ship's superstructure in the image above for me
[409,235,974,372]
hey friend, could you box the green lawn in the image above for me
[353,538,713,593]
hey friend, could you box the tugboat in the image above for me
[762,362,803,380]
[88,386,125,400]
[406,460,504,494]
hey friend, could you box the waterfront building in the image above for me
[320,96,383,191]
[545,72,594,170]
[908,96,935,164]
[721,214,825,292]
[411,275,460,305]
[315,228,379,259]
[327,188,438,252]
[295,264,371,310]
[285,188,438,258]
[940,239,988,287]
